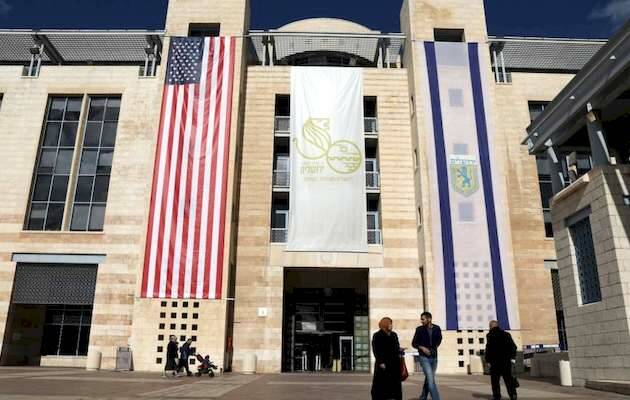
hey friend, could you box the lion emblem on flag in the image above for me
[449,155,479,197]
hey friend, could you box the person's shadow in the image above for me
[471,394,493,399]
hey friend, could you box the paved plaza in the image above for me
[0,367,627,400]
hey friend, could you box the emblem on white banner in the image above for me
[294,117,362,176]
[449,154,479,197]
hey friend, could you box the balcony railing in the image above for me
[366,171,380,190]
[271,228,288,243]
[274,116,290,134]
[368,229,382,245]
[364,117,378,135]
[275,116,379,135]
[271,227,382,245]
[273,170,290,187]
[273,169,380,190]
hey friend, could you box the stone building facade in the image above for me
[0,0,607,374]
[525,22,630,385]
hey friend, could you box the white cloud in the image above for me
[0,0,10,16]
[590,0,630,25]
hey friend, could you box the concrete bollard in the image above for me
[404,354,415,376]
[242,354,257,374]
[559,360,572,386]
[86,350,102,371]
[468,355,484,375]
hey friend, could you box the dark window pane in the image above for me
[41,324,61,355]
[38,149,56,173]
[92,176,110,202]
[97,149,113,174]
[43,122,61,146]
[89,204,105,231]
[88,98,106,121]
[33,175,52,201]
[60,122,78,146]
[65,98,82,121]
[59,325,80,355]
[105,98,121,121]
[50,175,68,201]
[45,203,64,230]
[70,204,89,231]
[539,182,553,209]
[79,149,98,175]
[75,176,94,202]
[84,122,102,147]
[48,98,66,121]
[78,325,90,355]
[27,203,46,230]
[55,149,73,174]
[101,122,118,147]
[50,175,69,202]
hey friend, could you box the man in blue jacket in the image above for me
[412,312,442,400]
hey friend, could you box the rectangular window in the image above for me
[188,23,220,37]
[70,96,120,231]
[364,96,378,134]
[536,155,554,238]
[25,97,82,230]
[434,28,465,42]
[413,149,419,170]
[25,95,120,232]
[528,101,549,123]
[568,215,602,305]
[41,305,92,356]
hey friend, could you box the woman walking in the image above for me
[371,317,402,400]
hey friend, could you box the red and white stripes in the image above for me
[141,37,235,299]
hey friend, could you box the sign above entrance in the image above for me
[288,67,368,252]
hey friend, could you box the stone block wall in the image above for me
[551,166,630,384]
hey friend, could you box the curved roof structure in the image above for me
[276,18,378,34]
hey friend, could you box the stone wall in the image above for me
[231,66,423,373]
[551,166,630,384]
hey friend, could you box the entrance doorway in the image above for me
[282,268,369,372]
[1,263,97,366]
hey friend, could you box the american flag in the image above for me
[141,36,235,299]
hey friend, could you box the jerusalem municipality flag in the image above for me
[419,41,520,330]
[141,36,236,299]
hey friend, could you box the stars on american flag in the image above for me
[167,37,204,85]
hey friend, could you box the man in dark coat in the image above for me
[371,317,402,400]
[163,335,179,377]
[412,311,442,400]
[485,320,518,400]
[178,338,193,376]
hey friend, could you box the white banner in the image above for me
[288,67,368,252]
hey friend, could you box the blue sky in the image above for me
[0,0,627,39]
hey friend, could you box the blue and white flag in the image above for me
[419,42,520,330]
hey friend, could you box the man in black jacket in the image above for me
[411,312,442,400]
[485,320,517,400]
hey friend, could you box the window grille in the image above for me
[569,217,602,305]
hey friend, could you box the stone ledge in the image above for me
[586,380,630,396]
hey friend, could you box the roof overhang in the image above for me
[0,29,164,65]
[522,21,630,154]
[247,30,405,66]
[487,36,606,72]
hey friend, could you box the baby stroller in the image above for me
[195,354,218,377]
